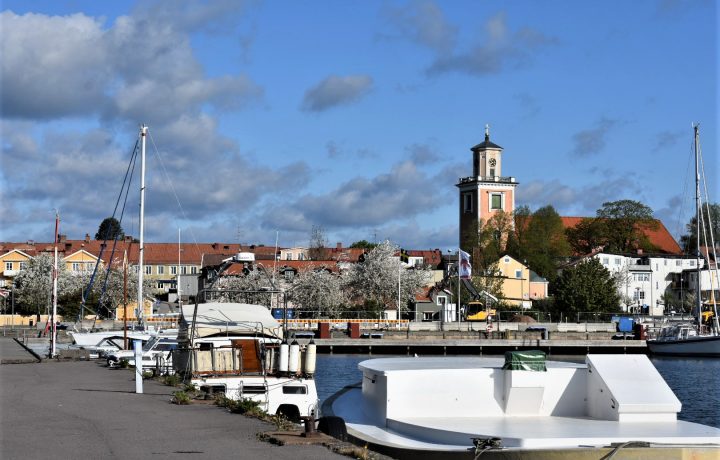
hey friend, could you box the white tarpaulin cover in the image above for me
[180,302,281,339]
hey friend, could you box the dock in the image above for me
[306,338,647,355]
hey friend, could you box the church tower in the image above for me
[456,125,518,249]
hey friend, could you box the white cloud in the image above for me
[301,75,374,112]
[426,12,558,76]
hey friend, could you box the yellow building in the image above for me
[0,249,32,288]
[63,249,100,274]
[495,255,529,307]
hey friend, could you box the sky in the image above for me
[1,0,717,251]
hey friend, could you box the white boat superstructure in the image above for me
[173,302,319,421]
[327,353,720,459]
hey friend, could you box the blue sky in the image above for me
[1,0,717,251]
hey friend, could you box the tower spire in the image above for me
[485,124,490,141]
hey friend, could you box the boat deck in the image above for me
[331,387,720,451]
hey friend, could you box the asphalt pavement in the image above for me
[0,359,344,460]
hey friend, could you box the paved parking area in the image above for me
[0,360,343,460]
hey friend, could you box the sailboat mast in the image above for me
[50,211,59,358]
[694,124,702,327]
[137,125,147,325]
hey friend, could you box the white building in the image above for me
[595,252,701,315]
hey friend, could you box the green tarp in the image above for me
[502,350,547,371]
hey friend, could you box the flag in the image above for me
[0,289,9,298]
[400,248,409,263]
[458,249,472,280]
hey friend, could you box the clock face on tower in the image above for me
[489,158,496,167]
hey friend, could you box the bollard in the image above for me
[300,415,320,438]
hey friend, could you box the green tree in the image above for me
[475,211,514,271]
[567,217,606,255]
[95,217,125,241]
[349,240,378,250]
[552,258,620,315]
[680,203,720,252]
[524,205,571,283]
[596,199,657,253]
[565,200,657,254]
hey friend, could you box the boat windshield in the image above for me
[142,337,159,351]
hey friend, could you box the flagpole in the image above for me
[457,248,461,323]
[397,250,402,321]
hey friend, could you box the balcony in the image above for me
[3,270,19,277]
[458,176,516,185]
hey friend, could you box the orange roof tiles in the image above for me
[559,217,682,255]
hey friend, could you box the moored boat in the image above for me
[647,124,720,357]
[324,352,720,459]
[173,301,319,421]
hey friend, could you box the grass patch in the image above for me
[162,373,182,386]
[215,395,266,417]
[171,390,192,405]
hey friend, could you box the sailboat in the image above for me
[70,126,175,349]
[647,124,720,357]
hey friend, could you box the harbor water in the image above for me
[314,354,720,429]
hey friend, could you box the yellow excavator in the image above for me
[466,301,496,321]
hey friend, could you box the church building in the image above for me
[456,126,518,250]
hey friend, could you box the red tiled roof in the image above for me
[559,217,682,255]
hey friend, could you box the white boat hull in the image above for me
[325,355,720,459]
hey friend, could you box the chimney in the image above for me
[58,234,67,243]
[336,242,342,250]
[125,235,132,243]
[84,234,90,243]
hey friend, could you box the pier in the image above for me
[305,338,647,355]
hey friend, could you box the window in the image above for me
[145,265,152,275]
[489,168,495,176]
[286,253,292,260]
[170,266,177,275]
[181,266,187,275]
[19,262,27,270]
[614,258,621,265]
[690,260,696,267]
[602,257,609,265]
[423,311,435,321]
[463,193,473,213]
[490,193,503,210]
[157,266,164,275]
[504,256,510,263]
[85,263,93,271]
[282,386,307,395]
[515,269,522,279]
[191,266,197,274]
[437,296,447,306]
[284,271,295,281]
[72,263,81,271]
[156,282,163,289]
[5,262,12,271]
[676,260,682,266]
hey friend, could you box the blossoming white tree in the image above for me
[290,268,347,318]
[344,241,431,317]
